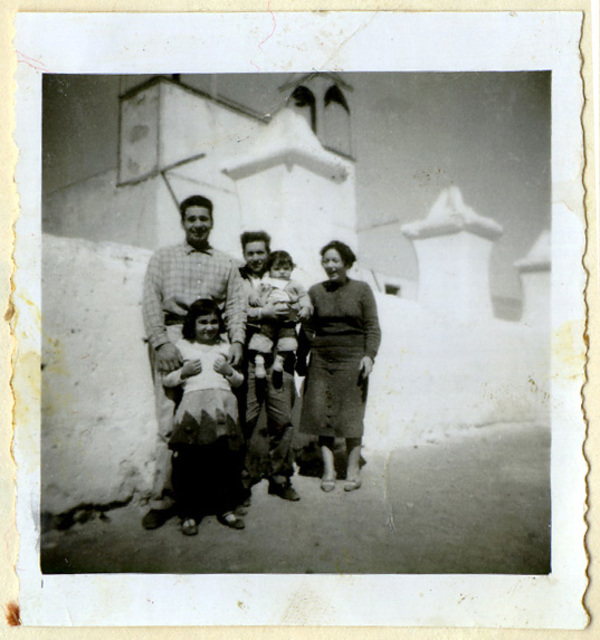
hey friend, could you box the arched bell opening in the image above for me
[288,85,317,133]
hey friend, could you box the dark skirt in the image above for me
[171,437,245,519]
[300,342,368,438]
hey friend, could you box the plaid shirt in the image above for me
[143,242,246,349]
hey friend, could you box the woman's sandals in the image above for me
[182,512,245,534]
[321,477,362,492]
[343,478,362,492]
[320,478,336,492]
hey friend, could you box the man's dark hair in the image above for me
[182,298,224,340]
[240,230,271,253]
[267,250,295,271]
[179,195,213,220]
[320,240,357,268]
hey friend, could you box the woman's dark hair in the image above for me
[267,250,295,271]
[179,195,213,221]
[182,298,225,340]
[240,230,271,253]
[320,240,357,268]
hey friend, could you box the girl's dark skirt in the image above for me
[170,437,245,520]
[169,389,245,520]
[299,341,368,439]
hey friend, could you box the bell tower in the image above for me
[280,72,353,158]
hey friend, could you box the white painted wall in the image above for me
[364,294,550,451]
[119,83,161,182]
[515,230,551,329]
[43,169,179,249]
[42,234,155,515]
[519,271,551,329]
[119,79,265,184]
[159,82,264,169]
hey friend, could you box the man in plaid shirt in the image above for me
[141,195,247,530]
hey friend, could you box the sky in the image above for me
[43,71,550,300]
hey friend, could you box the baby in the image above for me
[247,250,312,387]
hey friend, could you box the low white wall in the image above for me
[43,169,183,250]
[42,234,156,515]
[364,294,550,449]
[41,234,550,514]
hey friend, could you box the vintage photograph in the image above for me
[40,70,552,575]
[11,10,588,627]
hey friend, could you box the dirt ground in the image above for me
[41,421,550,575]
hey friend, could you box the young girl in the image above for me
[163,299,246,535]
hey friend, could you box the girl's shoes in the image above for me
[182,513,246,533]
[181,518,199,536]
[218,512,245,530]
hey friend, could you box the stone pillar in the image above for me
[402,186,503,323]
[514,230,551,329]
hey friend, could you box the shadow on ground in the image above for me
[41,421,550,574]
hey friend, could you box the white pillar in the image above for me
[402,186,503,323]
[221,109,356,282]
[515,230,551,329]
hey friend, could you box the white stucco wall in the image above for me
[364,294,550,450]
[515,230,551,329]
[43,169,184,250]
[519,270,551,329]
[42,234,156,515]
[159,82,263,170]
[119,82,161,182]
[119,79,265,184]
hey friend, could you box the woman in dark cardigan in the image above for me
[299,240,381,492]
